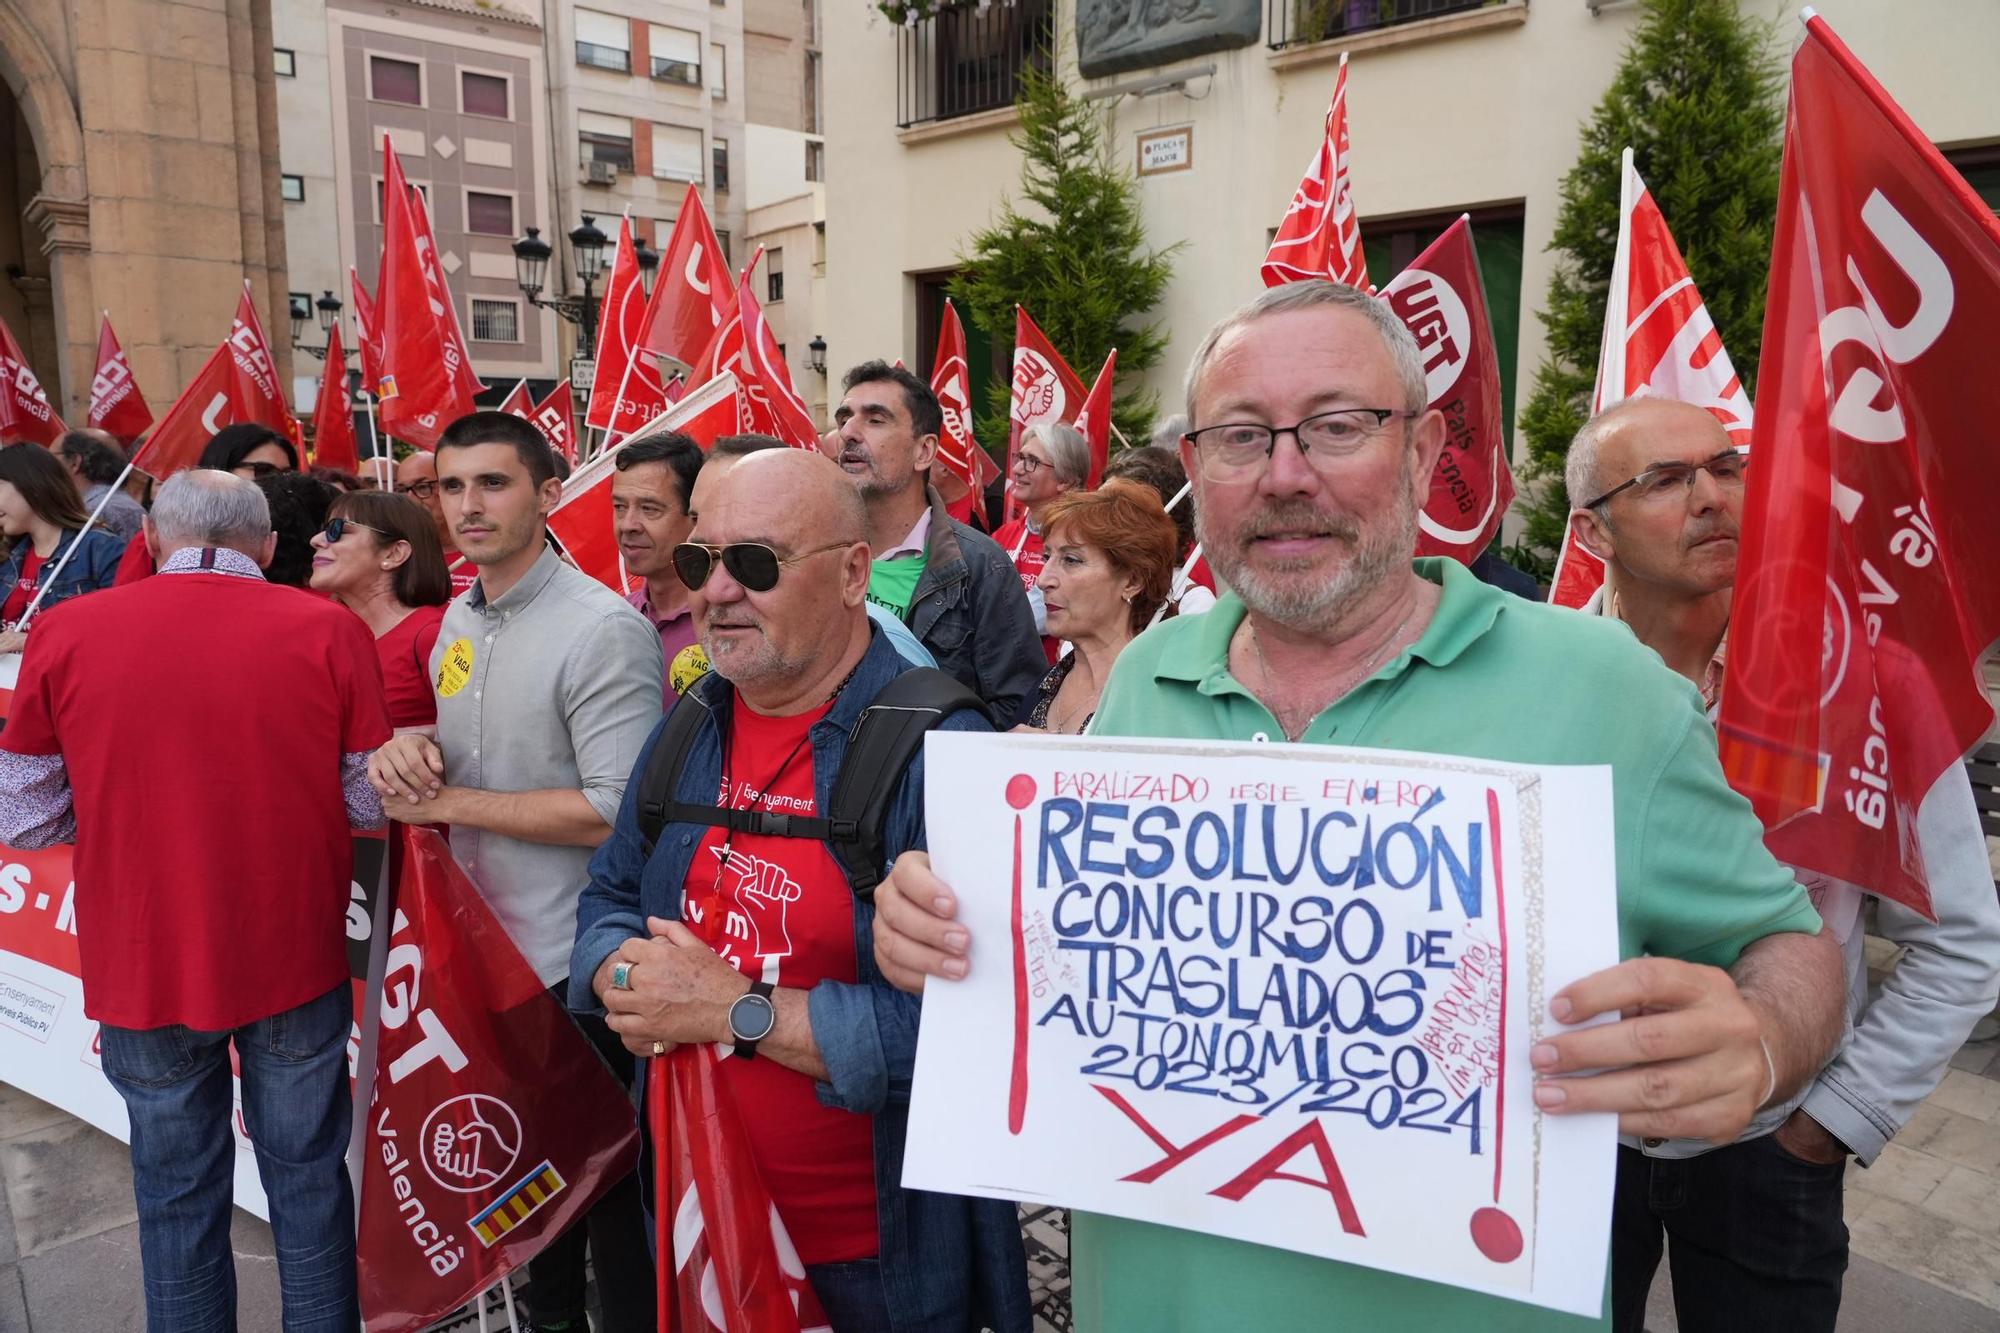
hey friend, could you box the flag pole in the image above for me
[1161,480,1190,513]
[15,457,139,631]
[1151,541,1206,628]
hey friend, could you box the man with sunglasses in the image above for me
[832,360,1045,728]
[572,447,1030,1333]
[369,410,663,1333]
[395,450,478,596]
[870,281,1847,1331]
[1567,396,2000,1331]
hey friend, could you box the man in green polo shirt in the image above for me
[870,281,1846,1329]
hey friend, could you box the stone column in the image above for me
[23,192,92,419]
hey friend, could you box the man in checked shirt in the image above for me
[0,468,390,1331]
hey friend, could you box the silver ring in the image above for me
[611,961,634,990]
[651,1041,666,1057]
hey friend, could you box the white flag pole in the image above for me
[1150,541,1206,628]
[14,458,139,631]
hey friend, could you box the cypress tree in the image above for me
[950,60,1178,452]
[1512,0,1784,569]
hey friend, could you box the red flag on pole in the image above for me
[639,183,737,370]
[225,284,292,432]
[1262,53,1370,291]
[131,343,233,476]
[737,274,820,449]
[358,829,641,1333]
[549,373,742,594]
[0,316,64,447]
[532,379,578,463]
[588,216,671,439]
[1072,349,1117,489]
[377,136,474,449]
[496,379,533,418]
[1006,306,1086,520]
[408,191,483,408]
[309,325,360,473]
[89,313,153,444]
[350,267,384,398]
[1716,10,2000,921]
[928,300,997,505]
[649,1046,831,1333]
[1378,216,1515,565]
[1550,148,1756,607]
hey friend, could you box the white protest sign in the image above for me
[907,733,1619,1317]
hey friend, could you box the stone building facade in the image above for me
[0,0,292,421]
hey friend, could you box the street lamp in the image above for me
[513,215,612,360]
[292,290,346,361]
[808,335,827,375]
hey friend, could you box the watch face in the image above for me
[730,993,777,1043]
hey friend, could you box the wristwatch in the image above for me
[727,981,777,1059]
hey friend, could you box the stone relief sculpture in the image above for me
[1077,0,1261,78]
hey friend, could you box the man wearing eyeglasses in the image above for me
[870,281,1847,1331]
[369,410,663,1333]
[1567,396,2000,1331]
[395,450,479,596]
[571,447,1031,1333]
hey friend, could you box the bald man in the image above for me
[571,449,1029,1332]
[393,451,477,594]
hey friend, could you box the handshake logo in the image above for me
[421,1093,523,1195]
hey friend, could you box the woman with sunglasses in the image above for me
[309,491,452,731]
[991,421,1090,653]
[0,444,126,654]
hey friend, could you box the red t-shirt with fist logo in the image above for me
[682,697,879,1265]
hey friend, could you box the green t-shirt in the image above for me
[866,553,927,622]
[1075,557,1822,1332]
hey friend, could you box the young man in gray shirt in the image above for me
[369,409,662,1333]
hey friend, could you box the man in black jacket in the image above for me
[831,360,1044,727]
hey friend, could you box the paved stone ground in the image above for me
[6,933,1998,1331]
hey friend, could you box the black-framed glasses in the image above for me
[671,540,852,593]
[1580,447,1749,510]
[1184,408,1417,482]
[319,517,383,544]
[396,479,438,499]
[240,460,285,479]
[1012,452,1050,475]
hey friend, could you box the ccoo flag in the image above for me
[1262,53,1370,291]
[1715,10,2000,921]
[0,316,64,447]
[1006,306,1086,521]
[1378,217,1514,564]
[89,313,153,444]
[928,300,999,505]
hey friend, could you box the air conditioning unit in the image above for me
[584,160,619,186]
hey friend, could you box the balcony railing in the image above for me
[896,0,1053,131]
[1268,0,1498,51]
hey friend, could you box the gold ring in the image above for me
[651,1041,666,1057]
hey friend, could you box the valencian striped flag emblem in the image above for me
[469,1161,567,1247]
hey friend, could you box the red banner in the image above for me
[928,300,997,505]
[0,316,64,447]
[1072,350,1117,490]
[88,314,153,445]
[1006,306,1086,521]
[1378,217,1514,564]
[589,217,672,440]
[651,1046,829,1333]
[496,380,533,419]
[1716,14,2000,920]
[736,275,820,450]
[131,341,233,477]
[359,828,640,1333]
[549,373,743,595]
[351,268,384,398]
[532,379,578,464]
[641,184,737,372]
[1262,52,1370,291]
[225,285,292,436]
[377,137,474,449]
[310,325,361,474]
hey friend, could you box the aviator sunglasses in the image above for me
[671,540,852,593]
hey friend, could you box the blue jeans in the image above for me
[99,984,358,1333]
[807,1258,890,1333]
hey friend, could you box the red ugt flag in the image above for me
[377,136,473,448]
[1262,53,1370,291]
[589,216,672,439]
[1550,148,1755,607]
[359,829,641,1333]
[0,316,64,447]
[89,313,153,444]
[737,274,820,450]
[1716,12,2000,920]
[1378,216,1514,564]
[929,300,998,505]
[132,342,233,476]
[641,184,737,371]
[309,325,360,473]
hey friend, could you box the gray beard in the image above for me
[1199,476,1419,636]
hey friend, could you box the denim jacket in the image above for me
[906,487,1046,731]
[0,527,125,621]
[571,627,1031,1333]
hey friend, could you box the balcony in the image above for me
[1268,0,1501,51]
[896,0,1054,131]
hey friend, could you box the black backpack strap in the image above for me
[825,667,984,900]
[635,690,714,855]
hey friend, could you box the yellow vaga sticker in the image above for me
[668,642,712,697]
[437,637,475,697]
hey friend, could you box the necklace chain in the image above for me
[1249,599,1421,741]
